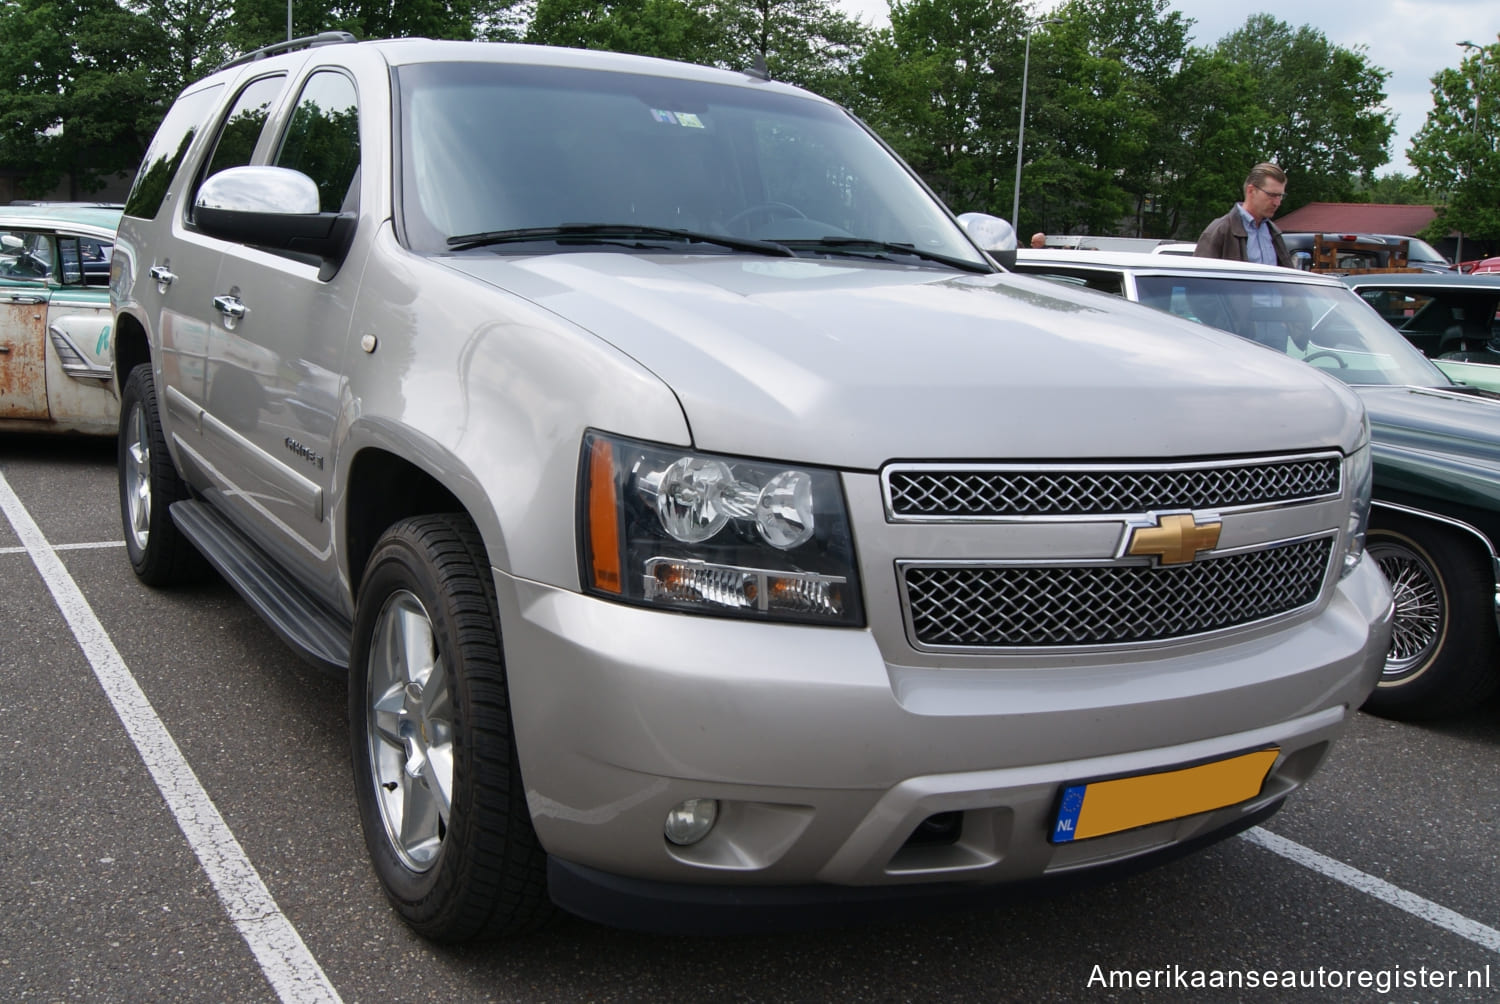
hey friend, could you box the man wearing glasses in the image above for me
[1194,163,1293,268]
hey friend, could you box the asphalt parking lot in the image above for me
[3,434,1498,1003]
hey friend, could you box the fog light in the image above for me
[663,798,719,846]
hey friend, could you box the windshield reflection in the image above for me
[397,61,988,270]
[1134,274,1452,388]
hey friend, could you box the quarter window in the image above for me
[276,71,360,212]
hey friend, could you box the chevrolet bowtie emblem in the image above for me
[1127,513,1222,565]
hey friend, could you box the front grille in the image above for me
[903,537,1334,648]
[887,456,1341,519]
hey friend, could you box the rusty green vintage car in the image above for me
[0,203,121,435]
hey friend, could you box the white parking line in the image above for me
[1243,828,1500,954]
[1,540,124,554]
[0,472,343,1004]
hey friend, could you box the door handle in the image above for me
[212,293,247,330]
[5,294,46,304]
[148,264,177,286]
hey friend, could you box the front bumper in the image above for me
[494,555,1392,921]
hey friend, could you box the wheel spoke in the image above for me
[398,768,443,865]
[365,588,451,873]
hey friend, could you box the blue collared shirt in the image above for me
[1236,203,1277,265]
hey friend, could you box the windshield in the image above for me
[396,61,987,268]
[1134,274,1453,388]
[1404,238,1449,265]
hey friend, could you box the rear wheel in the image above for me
[1364,517,1500,719]
[118,364,207,585]
[349,514,551,941]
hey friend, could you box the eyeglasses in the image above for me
[1252,184,1286,201]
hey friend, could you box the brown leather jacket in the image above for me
[1195,205,1292,268]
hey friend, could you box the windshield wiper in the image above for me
[778,237,991,273]
[447,224,794,257]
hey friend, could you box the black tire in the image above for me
[117,364,208,586]
[348,514,552,941]
[1364,516,1500,720]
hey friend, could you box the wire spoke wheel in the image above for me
[1372,546,1443,675]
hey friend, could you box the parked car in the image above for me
[0,204,121,435]
[1336,271,1500,392]
[1471,256,1500,275]
[1361,233,1453,273]
[111,35,1392,941]
[1009,248,1500,720]
[1281,232,1452,275]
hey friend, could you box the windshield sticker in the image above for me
[651,109,705,128]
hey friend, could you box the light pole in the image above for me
[1012,19,1060,229]
[288,0,293,40]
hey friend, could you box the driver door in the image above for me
[0,231,54,418]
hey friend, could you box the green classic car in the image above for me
[1337,271,1500,393]
[1007,248,1500,720]
[0,203,122,435]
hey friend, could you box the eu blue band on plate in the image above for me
[1053,785,1087,842]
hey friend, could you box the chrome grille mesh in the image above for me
[904,537,1333,648]
[888,457,1340,519]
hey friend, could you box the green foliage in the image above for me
[1350,172,1435,206]
[1026,0,1194,235]
[526,0,724,64]
[712,0,872,94]
[1212,14,1394,207]
[0,0,171,195]
[1408,38,1500,242]
[849,0,1025,216]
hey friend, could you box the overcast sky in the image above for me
[833,1,1500,177]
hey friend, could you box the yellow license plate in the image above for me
[1051,748,1278,843]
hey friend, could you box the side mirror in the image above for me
[195,166,355,278]
[958,212,1017,268]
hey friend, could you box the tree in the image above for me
[849,0,1026,217]
[1349,171,1434,206]
[0,0,172,197]
[526,0,724,64]
[1025,0,1194,236]
[1408,37,1500,244]
[1212,14,1395,208]
[1145,48,1262,238]
[711,0,872,96]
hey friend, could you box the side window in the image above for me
[56,235,113,287]
[276,71,360,212]
[0,230,55,282]
[122,83,225,220]
[193,74,289,213]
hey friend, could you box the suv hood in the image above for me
[442,253,1365,468]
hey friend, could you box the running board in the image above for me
[170,500,351,674]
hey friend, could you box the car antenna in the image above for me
[746,53,770,80]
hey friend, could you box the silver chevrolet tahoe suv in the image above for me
[110,34,1394,941]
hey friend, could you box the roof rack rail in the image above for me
[218,31,357,72]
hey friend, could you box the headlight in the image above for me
[1341,439,1373,578]
[579,431,864,625]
